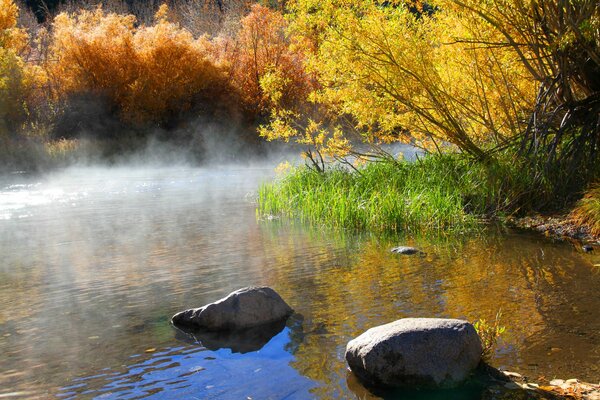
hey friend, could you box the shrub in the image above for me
[0,0,47,137]
[217,4,313,115]
[48,5,232,126]
[474,311,506,360]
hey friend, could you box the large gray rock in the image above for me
[171,286,293,331]
[346,318,482,388]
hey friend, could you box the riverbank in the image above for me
[259,154,532,233]
[507,214,599,245]
[498,369,600,400]
[259,154,600,237]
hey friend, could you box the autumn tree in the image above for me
[436,0,600,195]
[269,1,538,160]
[218,4,311,115]
[0,0,41,136]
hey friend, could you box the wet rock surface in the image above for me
[390,246,423,255]
[171,286,294,331]
[345,318,482,388]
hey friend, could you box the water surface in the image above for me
[0,166,598,399]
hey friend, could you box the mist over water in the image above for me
[0,160,599,399]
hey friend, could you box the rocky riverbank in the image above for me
[507,214,600,245]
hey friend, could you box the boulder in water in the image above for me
[346,318,482,388]
[171,286,294,331]
[391,246,422,255]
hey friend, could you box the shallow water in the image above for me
[0,166,598,399]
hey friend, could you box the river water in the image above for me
[0,165,598,399]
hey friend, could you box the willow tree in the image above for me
[264,0,598,201]
[438,0,600,196]
[262,0,537,164]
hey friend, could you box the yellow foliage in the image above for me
[0,0,27,51]
[48,5,229,125]
[0,0,18,29]
[154,3,170,22]
[0,0,34,135]
[283,0,537,157]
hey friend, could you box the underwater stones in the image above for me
[346,318,482,388]
[390,246,422,255]
[171,286,294,331]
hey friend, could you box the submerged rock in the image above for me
[171,286,294,331]
[583,244,594,252]
[391,246,422,255]
[346,318,482,388]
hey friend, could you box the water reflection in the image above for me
[173,317,291,354]
[59,329,316,399]
[0,166,598,399]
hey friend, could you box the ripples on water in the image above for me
[0,166,598,399]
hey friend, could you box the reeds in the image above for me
[259,154,531,233]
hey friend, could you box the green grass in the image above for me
[259,153,532,233]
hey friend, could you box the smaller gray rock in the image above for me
[391,246,422,255]
[583,244,593,252]
[346,318,482,388]
[172,286,293,331]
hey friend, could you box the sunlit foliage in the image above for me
[436,0,600,195]
[0,0,32,135]
[259,153,537,232]
[268,0,537,160]
[474,311,506,360]
[217,4,311,114]
[48,5,230,125]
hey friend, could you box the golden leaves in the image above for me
[48,5,227,125]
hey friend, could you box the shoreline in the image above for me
[506,214,599,247]
[497,369,600,400]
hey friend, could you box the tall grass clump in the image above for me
[570,184,600,236]
[259,153,533,233]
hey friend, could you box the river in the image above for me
[0,165,598,399]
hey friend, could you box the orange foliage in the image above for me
[1,0,46,134]
[48,5,230,125]
[0,0,27,50]
[218,4,312,114]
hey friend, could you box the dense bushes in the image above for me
[3,1,308,138]
[49,5,231,125]
[0,0,34,136]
